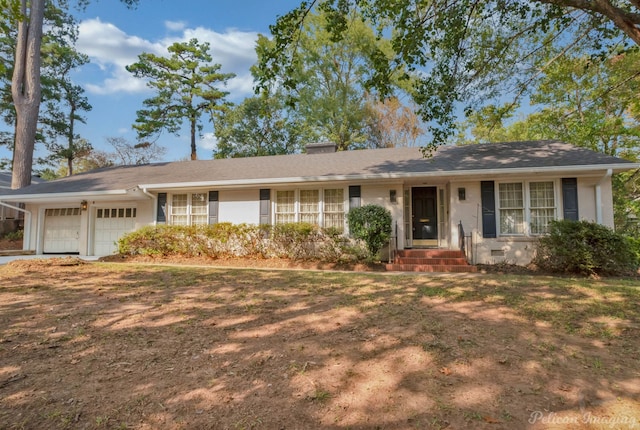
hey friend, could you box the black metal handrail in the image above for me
[388,221,398,264]
[458,220,473,264]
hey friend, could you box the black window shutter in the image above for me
[208,191,219,225]
[562,178,579,221]
[349,185,361,210]
[157,193,167,223]
[481,181,497,238]
[259,189,270,224]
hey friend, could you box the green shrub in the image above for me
[534,220,639,276]
[628,235,640,262]
[118,225,188,256]
[117,222,368,263]
[347,204,392,259]
[2,229,23,241]
[270,222,318,260]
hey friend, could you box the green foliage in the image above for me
[117,222,367,263]
[265,0,640,149]
[346,204,392,258]
[1,1,90,174]
[127,38,234,160]
[2,229,23,241]
[455,52,640,234]
[4,0,139,189]
[534,220,639,276]
[213,93,312,158]
[253,9,419,152]
[627,235,640,262]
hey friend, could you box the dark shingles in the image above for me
[0,172,43,190]
[1,141,635,197]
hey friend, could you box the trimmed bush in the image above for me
[347,204,392,259]
[534,220,639,276]
[117,222,368,262]
[2,229,23,241]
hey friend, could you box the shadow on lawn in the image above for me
[0,261,639,429]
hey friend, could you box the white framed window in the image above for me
[190,193,208,225]
[274,188,346,231]
[300,190,319,224]
[275,190,295,224]
[499,183,525,235]
[170,193,208,226]
[529,182,556,234]
[498,181,557,236]
[171,194,188,225]
[323,188,344,232]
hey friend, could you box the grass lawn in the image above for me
[0,258,639,429]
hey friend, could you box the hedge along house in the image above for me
[0,141,637,268]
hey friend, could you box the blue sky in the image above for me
[2,0,304,165]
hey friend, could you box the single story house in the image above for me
[0,141,637,265]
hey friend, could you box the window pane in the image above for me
[500,209,525,234]
[499,183,523,208]
[172,194,187,214]
[275,191,295,224]
[323,189,344,231]
[323,189,343,212]
[191,193,208,225]
[530,182,555,208]
[531,209,555,234]
[172,215,189,225]
[300,190,319,224]
[171,194,188,225]
[499,183,524,234]
[530,182,555,234]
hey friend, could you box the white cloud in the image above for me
[165,20,186,32]
[77,18,259,99]
[199,133,219,151]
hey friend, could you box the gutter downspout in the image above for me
[0,201,32,251]
[595,169,612,225]
[141,188,157,225]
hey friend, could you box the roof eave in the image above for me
[1,163,636,200]
[139,163,639,190]
[0,189,131,202]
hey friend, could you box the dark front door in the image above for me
[412,187,438,241]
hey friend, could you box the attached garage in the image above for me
[93,207,137,255]
[43,208,81,253]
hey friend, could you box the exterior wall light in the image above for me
[458,188,466,201]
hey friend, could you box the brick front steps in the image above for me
[386,249,477,273]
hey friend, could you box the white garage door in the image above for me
[43,208,81,253]
[94,207,137,255]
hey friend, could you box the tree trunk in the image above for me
[11,0,45,189]
[67,103,76,176]
[190,117,197,160]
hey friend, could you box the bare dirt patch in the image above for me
[1,259,639,429]
[99,253,386,272]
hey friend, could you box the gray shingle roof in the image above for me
[1,141,636,198]
[0,172,11,189]
[0,171,43,190]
